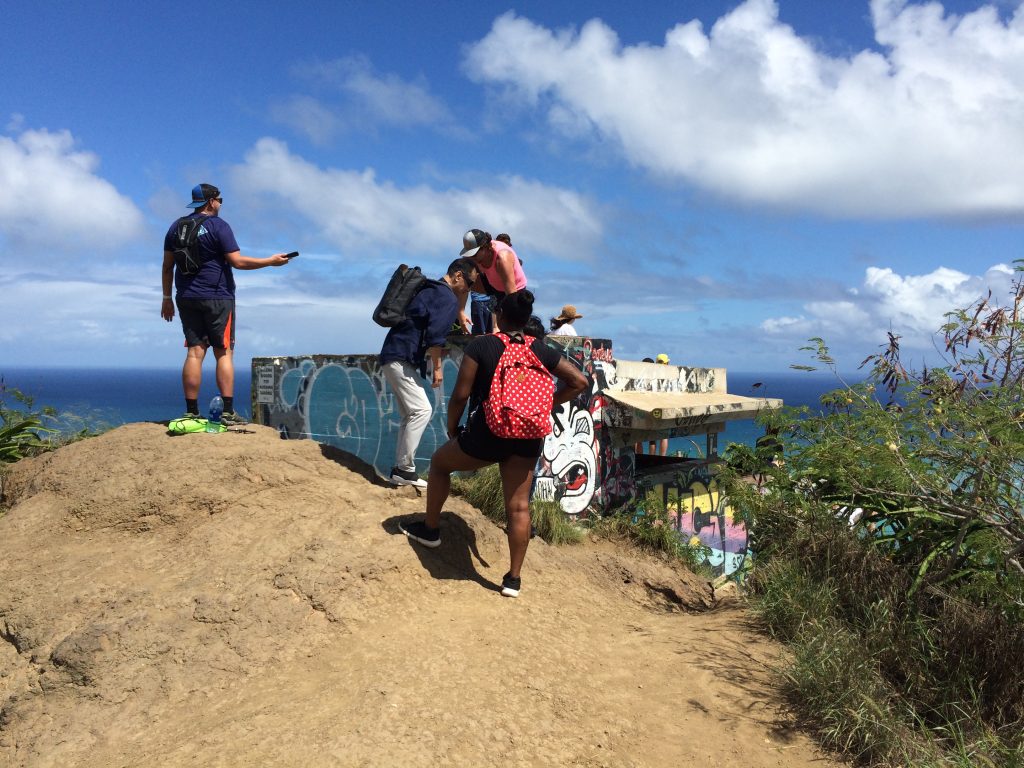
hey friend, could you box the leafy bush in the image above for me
[0,380,56,464]
[731,267,1024,765]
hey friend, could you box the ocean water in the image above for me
[678,369,842,453]
[2,365,847,449]
[1,367,254,429]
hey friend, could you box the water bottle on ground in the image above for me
[206,395,224,432]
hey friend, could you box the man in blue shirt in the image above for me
[380,258,477,487]
[161,183,291,423]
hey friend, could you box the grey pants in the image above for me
[382,360,432,472]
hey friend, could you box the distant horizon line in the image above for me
[2,363,862,378]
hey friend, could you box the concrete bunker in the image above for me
[251,335,780,576]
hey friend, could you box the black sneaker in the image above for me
[500,573,521,598]
[390,466,427,489]
[399,520,441,548]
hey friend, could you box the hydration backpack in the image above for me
[170,215,210,276]
[484,333,555,439]
[372,264,428,327]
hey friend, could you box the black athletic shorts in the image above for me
[457,408,543,463]
[177,298,235,349]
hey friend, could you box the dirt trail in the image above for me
[0,424,840,767]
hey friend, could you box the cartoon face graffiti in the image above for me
[542,400,598,515]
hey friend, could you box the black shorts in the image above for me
[177,298,235,349]
[457,408,543,463]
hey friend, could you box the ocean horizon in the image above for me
[1,365,848,452]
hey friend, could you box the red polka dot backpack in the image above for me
[484,332,555,439]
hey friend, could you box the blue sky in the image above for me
[2,0,1022,373]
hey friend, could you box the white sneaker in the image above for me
[390,466,427,489]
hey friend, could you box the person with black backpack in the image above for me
[379,258,478,487]
[161,183,291,424]
[399,290,587,597]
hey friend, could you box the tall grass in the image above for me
[590,494,714,577]
[450,465,585,545]
[738,482,1024,767]
[451,468,714,569]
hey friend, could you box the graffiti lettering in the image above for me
[673,414,709,428]
[642,464,748,577]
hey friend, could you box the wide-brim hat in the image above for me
[555,304,583,321]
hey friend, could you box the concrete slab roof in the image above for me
[602,390,782,430]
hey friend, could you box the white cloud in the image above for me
[229,137,603,258]
[323,55,451,126]
[760,315,813,335]
[277,56,462,142]
[762,262,1017,348]
[0,259,390,368]
[465,1,1024,218]
[0,128,145,249]
[270,96,345,146]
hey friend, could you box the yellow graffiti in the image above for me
[660,477,736,525]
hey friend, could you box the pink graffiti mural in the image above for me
[651,467,749,577]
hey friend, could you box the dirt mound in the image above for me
[0,424,839,767]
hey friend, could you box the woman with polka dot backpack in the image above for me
[400,290,588,598]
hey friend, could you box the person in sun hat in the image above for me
[549,304,583,337]
[161,183,291,425]
[656,353,670,364]
[457,228,528,332]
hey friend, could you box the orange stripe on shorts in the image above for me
[223,310,234,349]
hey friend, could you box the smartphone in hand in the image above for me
[284,251,299,259]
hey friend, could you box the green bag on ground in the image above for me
[167,416,224,435]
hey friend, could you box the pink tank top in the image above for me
[480,241,527,294]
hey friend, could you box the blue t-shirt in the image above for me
[164,214,241,299]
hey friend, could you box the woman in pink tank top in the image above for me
[458,228,528,332]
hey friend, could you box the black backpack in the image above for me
[171,215,210,276]
[372,264,428,327]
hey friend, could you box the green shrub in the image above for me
[0,381,57,464]
[733,268,1024,765]
[747,499,1024,766]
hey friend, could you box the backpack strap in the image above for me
[176,213,209,235]
[191,214,211,234]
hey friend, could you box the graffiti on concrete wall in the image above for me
[620,366,717,394]
[534,338,634,517]
[253,352,463,478]
[643,463,748,577]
